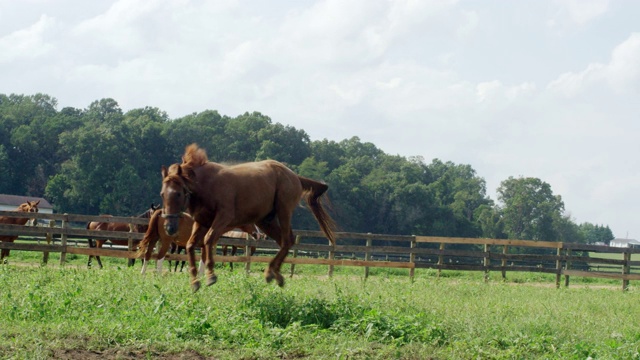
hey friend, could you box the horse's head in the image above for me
[160,164,192,236]
[18,200,40,225]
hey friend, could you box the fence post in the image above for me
[622,250,631,291]
[409,237,416,281]
[483,243,490,282]
[564,247,572,288]
[501,245,508,280]
[364,235,372,279]
[290,235,300,278]
[437,242,445,278]
[127,233,135,267]
[244,232,252,273]
[555,246,562,289]
[328,240,335,278]
[42,220,55,264]
[59,214,69,265]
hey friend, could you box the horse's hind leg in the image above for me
[257,219,293,287]
[95,241,104,269]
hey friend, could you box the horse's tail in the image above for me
[298,176,337,245]
[136,210,161,259]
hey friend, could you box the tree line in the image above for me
[0,93,614,244]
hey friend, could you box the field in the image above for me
[1,252,640,359]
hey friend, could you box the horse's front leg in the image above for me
[187,223,207,292]
[203,224,229,287]
[155,240,172,274]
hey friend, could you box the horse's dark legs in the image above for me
[95,240,104,269]
[1,247,9,264]
[87,238,94,268]
[257,219,291,287]
[179,247,186,272]
[170,245,186,272]
[221,245,237,271]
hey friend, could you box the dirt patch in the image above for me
[50,349,211,360]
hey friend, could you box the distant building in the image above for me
[0,194,53,214]
[609,238,640,248]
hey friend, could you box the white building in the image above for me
[609,238,640,248]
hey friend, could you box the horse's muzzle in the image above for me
[161,212,180,236]
[164,222,178,236]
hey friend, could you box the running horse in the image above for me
[0,200,40,264]
[160,143,336,292]
[136,208,262,273]
[86,204,159,268]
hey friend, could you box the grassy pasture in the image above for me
[1,251,640,360]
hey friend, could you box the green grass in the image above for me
[1,255,640,359]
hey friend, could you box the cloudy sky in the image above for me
[1,0,639,239]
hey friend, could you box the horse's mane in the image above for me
[182,143,208,167]
[164,163,196,193]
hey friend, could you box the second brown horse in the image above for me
[136,208,262,274]
[86,204,159,268]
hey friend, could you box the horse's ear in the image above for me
[33,200,40,206]
[161,165,168,178]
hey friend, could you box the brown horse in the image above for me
[137,208,262,274]
[160,143,336,292]
[221,225,266,270]
[87,204,159,268]
[0,200,40,263]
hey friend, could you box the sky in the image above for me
[1,0,639,239]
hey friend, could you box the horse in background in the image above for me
[169,224,266,272]
[137,208,263,274]
[160,143,336,292]
[0,200,40,264]
[220,225,267,270]
[86,204,159,268]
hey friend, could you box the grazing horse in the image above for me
[0,200,40,264]
[160,143,336,292]
[137,208,262,274]
[86,204,159,268]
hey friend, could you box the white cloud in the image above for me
[548,33,640,96]
[548,0,609,29]
[0,14,55,63]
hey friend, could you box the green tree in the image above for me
[497,176,565,241]
[579,223,615,244]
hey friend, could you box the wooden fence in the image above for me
[2,210,640,291]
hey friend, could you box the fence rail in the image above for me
[2,211,640,290]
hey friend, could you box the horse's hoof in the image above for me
[191,280,201,293]
[206,274,217,286]
[265,268,275,283]
[264,269,284,287]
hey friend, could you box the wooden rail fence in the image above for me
[2,210,640,291]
